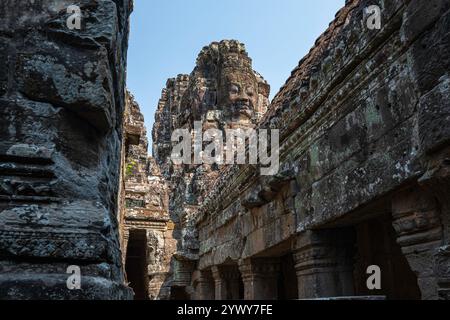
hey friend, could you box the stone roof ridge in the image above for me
[261,0,360,125]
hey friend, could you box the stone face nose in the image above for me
[238,90,250,102]
[236,97,251,108]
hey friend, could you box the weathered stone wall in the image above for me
[153,74,190,176]
[0,0,133,299]
[194,0,450,300]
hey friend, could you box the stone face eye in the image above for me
[246,87,255,96]
[230,84,239,95]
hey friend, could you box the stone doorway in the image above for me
[125,230,149,300]
[237,274,245,300]
[353,214,421,300]
[170,287,190,300]
[212,264,245,300]
[278,254,298,300]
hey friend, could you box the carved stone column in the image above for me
[172,259,195,288]
[122,228,130,268]
[211,266,227,300]
[392,184,446,300]
[211,265,241,300]
[238,258,280,300]
[192,270,215,300]
[419,149,450,300]
[292,229,355,299]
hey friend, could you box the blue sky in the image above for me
[126,0,345,147]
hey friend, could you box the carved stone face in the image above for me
[218,70,259,123]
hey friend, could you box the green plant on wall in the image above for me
[126,160,137,176]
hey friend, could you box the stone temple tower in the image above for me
[151,40,270,298]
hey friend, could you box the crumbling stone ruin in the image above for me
[0,0,133,299]
[1,0,449,301]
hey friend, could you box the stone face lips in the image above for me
[0,0,133,299]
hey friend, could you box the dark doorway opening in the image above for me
[171,287,190,300]
[278,254,298,300]
[125,229,149,300]
[237,274,244,300]
[353,214,421,300]
[225,264,244,300]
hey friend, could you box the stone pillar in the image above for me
[212,266,227,300]
[193,270,215,300]
[122,228,130,268]
[172,259,195,288]
[392,185,446,300]
[238,259,280,300]
[211,265,241,300]
[148,272,167,300]
[292,229,355,299]
[418,149,450,300]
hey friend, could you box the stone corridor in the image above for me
[0,0,449,301]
